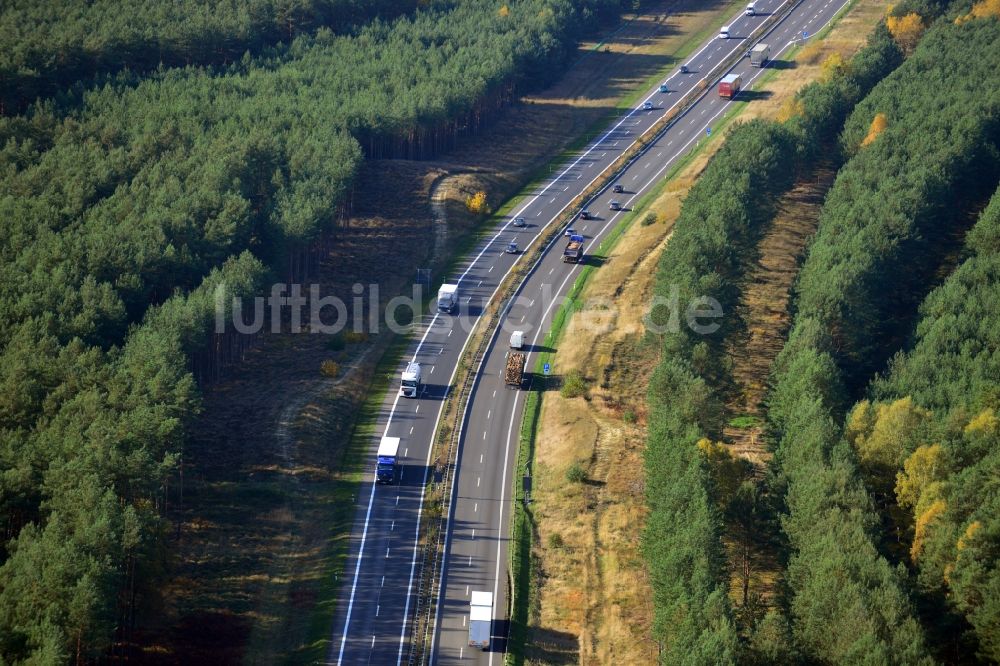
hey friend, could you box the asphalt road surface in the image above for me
[327,0,852,662]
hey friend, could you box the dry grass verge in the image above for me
[526,146,719,666]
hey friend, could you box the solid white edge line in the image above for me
[335,476,379,664]
[339,323,444,664]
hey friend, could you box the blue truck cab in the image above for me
[376,436,400,484]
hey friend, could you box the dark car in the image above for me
[613,184,624,193]
[580,209,592,220]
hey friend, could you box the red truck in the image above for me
[718,74,742,99]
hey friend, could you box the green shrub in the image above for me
[565,462,586,483]
[560,371,587,399]
[728,414,762,429]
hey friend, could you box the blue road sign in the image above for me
[706,127,712,136]
[803,30,809,39]
[543,363,551,375]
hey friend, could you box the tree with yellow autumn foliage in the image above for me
[848,396,930,486]
[911,498,946,562]
[887,12,926,53]
[820,52,848,81]
[776,96,805,123]
[895,443,948,511]
[861,112,889,146]
[465,190,489,215]
[955,0,1000,24]
[964,407,999,437]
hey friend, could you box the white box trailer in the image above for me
[376,437,399,484]
[750,43,770,67]
[438,283,459,314]
[468,591,493,650]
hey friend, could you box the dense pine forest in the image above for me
[0,0,421,113]
[645,0,1000,661]
[0,0,623,661]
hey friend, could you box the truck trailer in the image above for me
[399,362,421,398]
[505,352,526,389]
[563,234,585,263]
[437,283,458,314]
[376,436,399,484]
[468,591,493,650]
[750,43,770,67]
[718,73,742,98]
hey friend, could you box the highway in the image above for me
[327,0,852,662]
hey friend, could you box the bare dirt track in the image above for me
[723,164,837,468]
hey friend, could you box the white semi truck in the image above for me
[468,591,493,650]
[400,361,421,398]
[438,283,459,314]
